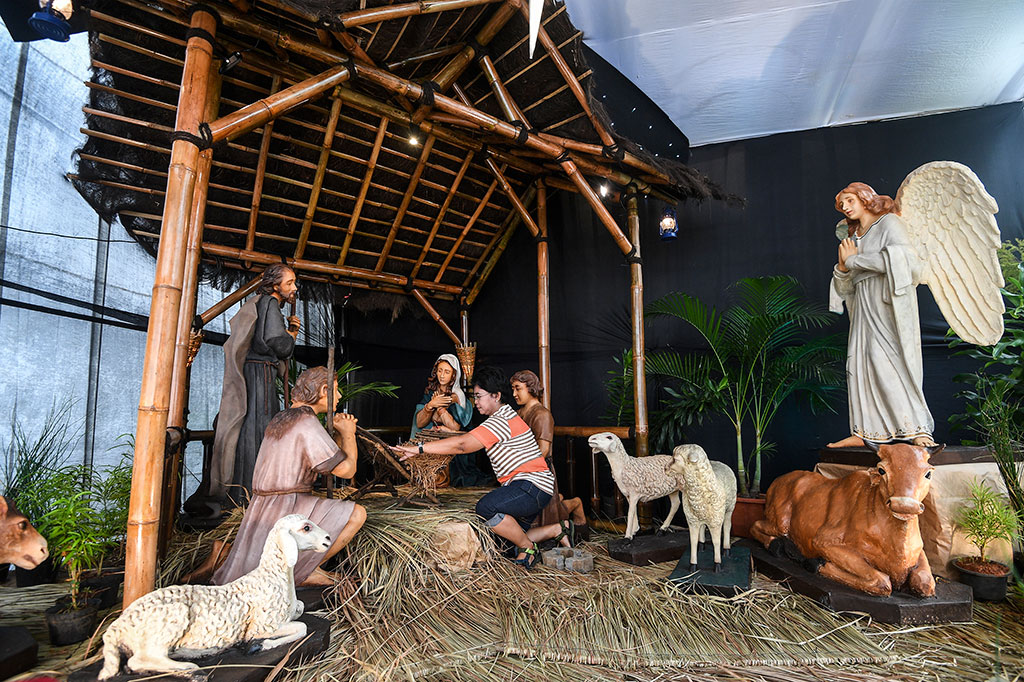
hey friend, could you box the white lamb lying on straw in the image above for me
[99,515,331,679]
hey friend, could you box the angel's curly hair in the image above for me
[835,182,897,237]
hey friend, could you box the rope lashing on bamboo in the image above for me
[186,3,222,29]
[403,274,415,293]
[184,27,218,50]
[342,55,359,82]
[466,37,490,61]
[169,124,214,150]
[554,150,571,164]
[534,235,549,244]
[602,143,625,162]
[624,245,642,265]
[416,80,440,107]
[511,120,529,146]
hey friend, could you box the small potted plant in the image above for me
[40,478,110,645]
[953,479,1020,601]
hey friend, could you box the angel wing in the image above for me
[896,161,1004,346]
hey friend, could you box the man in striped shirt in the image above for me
[394,366,555,568]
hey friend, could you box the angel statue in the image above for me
[826,161,1004,449]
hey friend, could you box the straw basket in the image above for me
[455,343,476,387]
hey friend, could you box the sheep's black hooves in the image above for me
[723,548,731,559]
[713,562,723,573]
[689,563,698,572]
[655,528,665,537]
[767,538,786,557]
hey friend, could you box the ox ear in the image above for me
[862,439,880,454]
[925,443,946,458]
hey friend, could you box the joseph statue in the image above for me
[185,264,301,516]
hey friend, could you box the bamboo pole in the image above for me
[459,303,469,345]
[125,6,217,607]
[411,289,462,345]
[477,53,529,125]
[246,75,282,253]
[336,0,501,29]
[387,43,464,71]
[162,63,222,553]
[376,134,435,272]
[337,118,388,264]
[434,177,497,282]
[411,151,473,278]
[206,65,352,144]
[197,275,262,327]
[536,179,551,409]
[466,184,536,304]
[326,344,335,499]
[294,92,344,259]
[201,242,463,295]
[625,191,649,459]
[483,157,538,237]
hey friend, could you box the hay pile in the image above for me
[79,488,1023,682]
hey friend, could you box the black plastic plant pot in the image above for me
[0,563,10,584]
[81,572,124,609]
[45,599,99,646]
[15,556,56,587]
[954,560,1010,602]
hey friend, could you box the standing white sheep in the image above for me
[99,515,331,679]
[588,432,682,540]
[667,444,736,572]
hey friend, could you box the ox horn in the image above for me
[926,443,946,458]
[862,439,881,453]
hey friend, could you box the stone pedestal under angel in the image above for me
[826,161,1004,448]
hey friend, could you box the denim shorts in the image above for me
[475,479,552,531]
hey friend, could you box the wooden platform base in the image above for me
[607,531,690,566]
[750,543,973,624]
[667,544,751,596]
[0,626,38,680]
[69,614,330,682]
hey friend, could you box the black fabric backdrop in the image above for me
[345,101,1024,495]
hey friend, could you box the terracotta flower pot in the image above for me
[731,496,766,539]
[953,556,1010,602]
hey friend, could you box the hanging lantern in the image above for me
[29,0,73,42]
[659,207,678,241]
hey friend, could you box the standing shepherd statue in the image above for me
[826,162,1003,448]
[186,264,301,516]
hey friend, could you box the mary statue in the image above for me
[827,163,1005,448]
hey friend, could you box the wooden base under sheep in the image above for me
[588,433,683,540]
[98,515,331,679]
[667,444,737,572]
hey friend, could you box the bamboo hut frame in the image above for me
[68,0,728,605]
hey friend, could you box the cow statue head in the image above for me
[864,441,942,521]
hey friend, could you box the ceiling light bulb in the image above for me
[600,184,609,197]
[409,134,420,146]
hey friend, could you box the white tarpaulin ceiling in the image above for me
[563,0,1024,146]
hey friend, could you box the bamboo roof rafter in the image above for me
[74,0,723,304]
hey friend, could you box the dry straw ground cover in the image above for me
[3,486,1022,681]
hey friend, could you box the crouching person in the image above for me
[212,366,366,587]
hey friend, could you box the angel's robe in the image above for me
[829,213,934,442]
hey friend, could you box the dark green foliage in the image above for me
[644,276,845,496]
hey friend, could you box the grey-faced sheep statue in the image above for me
[667,444,737,572]
[588,432,682,540]
[99,515,331,679]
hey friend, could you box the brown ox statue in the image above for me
[750,442,940,597]
[0,495,49,570]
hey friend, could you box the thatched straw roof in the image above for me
[71,0,729,303]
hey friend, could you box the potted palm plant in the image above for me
[644,277,844,535]
[39,468,110,645]
[953,479,1019,601]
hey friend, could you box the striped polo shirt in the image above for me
[471,404,555,495]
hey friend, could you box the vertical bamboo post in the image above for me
[124,6,217,608]
[625,190,651,529]
[326,345,335,499]
[536,179,551,409]
[161,63,222,552]
[459,300,469,346]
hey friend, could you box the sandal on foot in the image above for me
[512,543,541,569]
[552,520,576,548]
